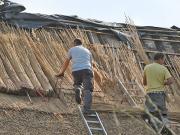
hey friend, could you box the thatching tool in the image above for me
[25,90,33,104]
[54,76,68,107]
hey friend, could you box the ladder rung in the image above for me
[90,127,103,131]
[87,114,96,117]
[131,95,144,98]
[87,120,100,124]
[78,106,107,135]
[128,89,139,91]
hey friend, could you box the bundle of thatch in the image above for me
[167,55,180,88]
[0,35,23,93]
[0,23,84,96]
[32,29,74,87]
[169,56,180,77]
[91,43,143,84]
[0,24,55,95]
[0,34,34,90]
[0,43,21,91]
[124,17,150,65]
[13,35,43,91]
[86,38,145,106]
[0,56,16,91]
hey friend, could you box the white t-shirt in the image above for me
[68,45,92,72]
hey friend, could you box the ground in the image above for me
[0,92,179,135]
[0,108,87,135]
[0,108,159,135]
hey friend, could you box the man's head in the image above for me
[154,53,165,65]
[74,38,82,46]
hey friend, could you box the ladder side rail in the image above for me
[78,106,93,135]
[95,112,108,135]
[117,78,138,106]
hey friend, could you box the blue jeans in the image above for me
[72,69,94,110]
[145,91,168,119]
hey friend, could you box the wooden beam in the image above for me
[137,29,180,34]
[141,37,180,43]
[142,50,180,56]
[140,33,180,38]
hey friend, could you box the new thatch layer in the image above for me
[0,22,179,111]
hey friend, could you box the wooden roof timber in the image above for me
[45,27,180,39]
[141,37,180,43]
[115,27,180,33]
[137,29,180,34]
[83,28,180,37]
[140,33,180,38]
[93,43,180,56]
[43,27,180,52]
[131,49,180,56]
[45,27,113,35]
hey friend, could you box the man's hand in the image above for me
[55,73,64,78]
[55,58,70,78]
[164,77,173,85]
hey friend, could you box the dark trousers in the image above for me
[145,91,168,120]
[72,69,94,110]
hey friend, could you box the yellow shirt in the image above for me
[144,63,172,93]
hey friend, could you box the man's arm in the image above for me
[164,67,173,85]
[56,58,71,77]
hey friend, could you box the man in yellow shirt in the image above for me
[143,53,173,123]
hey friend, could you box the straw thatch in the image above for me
[124,17,150,65]
[0,22,179,111]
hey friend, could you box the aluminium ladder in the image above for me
[78,106,108,135]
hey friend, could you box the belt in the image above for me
[147,91,164,94]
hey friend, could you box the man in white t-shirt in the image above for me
[56,38,94,114]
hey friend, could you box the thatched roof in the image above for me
[0,1,180,135]
[0,1,179,107]
[0,21,179,108]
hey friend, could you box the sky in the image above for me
[11,0,180,28]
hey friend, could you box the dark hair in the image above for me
[74,38,82,46]
[154,53,165,60]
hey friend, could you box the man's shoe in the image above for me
[75,88,82,104]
